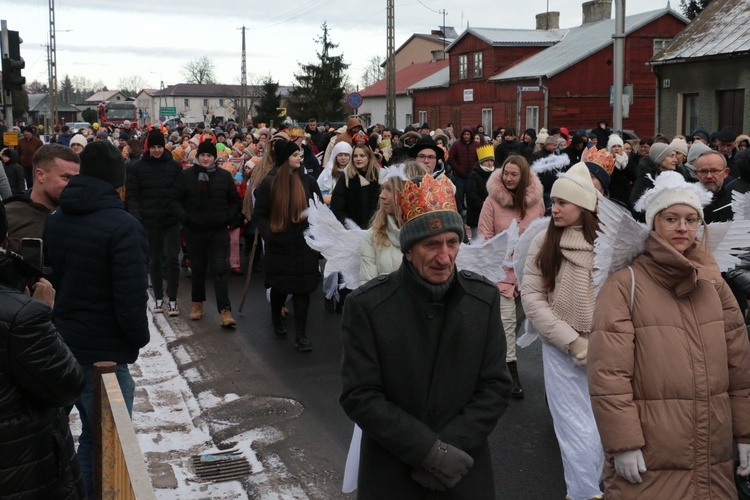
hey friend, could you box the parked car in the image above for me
[66,122,92,134]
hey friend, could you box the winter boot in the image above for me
[272,316,288,339]
[507,361,524,399]
[294,329,312,352]
[189,302,203,321]
[220,308,236,328]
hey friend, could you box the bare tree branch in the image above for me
[181,56,216,84]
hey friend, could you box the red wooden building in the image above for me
[410,5,688,137]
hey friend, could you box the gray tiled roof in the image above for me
[27,93,79,113]
[491,8,687,81]
[651,0,750,64]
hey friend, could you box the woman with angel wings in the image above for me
[588,171,750,498]
[478,155,545,399]
[520,161,605,500]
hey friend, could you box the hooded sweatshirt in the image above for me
[448,127,479,178]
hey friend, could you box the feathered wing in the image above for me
[593,195,649,295]
[512,216,550,292]
[530,154,570,175]
[455,220,518,283]
[732,190,750,221]
[703,220,750,272]
[303,198,365,290]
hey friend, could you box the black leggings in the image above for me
[270,289,310,334]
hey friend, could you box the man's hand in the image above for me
[30,278,55,308]
[614,449,646,484]
[411,469,447,491]
[420,440,474,489]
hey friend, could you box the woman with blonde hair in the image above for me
[253,138,322,351]
[521,162,604,500]
[331,144,381,229]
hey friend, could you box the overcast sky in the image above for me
[3,0,672,92]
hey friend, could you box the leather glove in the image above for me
[568,336,588,367]
[738,443,750,476]
[421,440,474,489]
[411,469,447,491]
[614,449,647,484]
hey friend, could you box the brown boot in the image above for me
[220,308,236,328]
[189,302,203,321]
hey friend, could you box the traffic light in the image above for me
[2,30,25,92]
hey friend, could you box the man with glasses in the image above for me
[409,136,446,178]
[688,141,732,223]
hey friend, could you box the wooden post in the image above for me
[93,361,117,500]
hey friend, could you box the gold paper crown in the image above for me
[588,147,615,175]
[476,144,495,162]
[397,175,458,226]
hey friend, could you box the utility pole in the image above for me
[613,0,625,133]
[385,0,396,128]
[48,0,58,130]
[240,26,247,126]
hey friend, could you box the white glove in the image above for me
[738,443,750,476]
[614,449,646,484]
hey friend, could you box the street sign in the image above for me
[159,107,176,116]
[520,86,540,92]
[346,92,363,109]
[3,132,17,146]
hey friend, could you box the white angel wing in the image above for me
[593,195,650,295]
[512,216,550,292]
[531,154,570,175]
[516,318,540,348]
[703,220,750,272]
[303,198,365,290]
[455,220,518,283]
[732,191,750,221]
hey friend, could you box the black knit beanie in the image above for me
[197,140,217,158]
[147,129,166,148]
[274,139,300,167]
[79,141,126,188]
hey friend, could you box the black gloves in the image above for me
[415,439,474,489]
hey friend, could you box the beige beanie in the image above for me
[550,162,598,212]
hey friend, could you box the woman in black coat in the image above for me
[253,139,322,351]
[0,203,85,498]
[330,144,381,229]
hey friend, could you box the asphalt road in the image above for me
[169,256,567,498]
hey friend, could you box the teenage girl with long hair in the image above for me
[331,144,381,229]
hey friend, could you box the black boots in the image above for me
[507,361,524,399]
[295,329,312,352]
[272,316,287,339]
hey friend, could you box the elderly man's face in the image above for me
[405,231,460,284]
[694,153,728,193]
[718,141,735,156]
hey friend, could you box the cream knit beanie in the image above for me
[550,162,598,212]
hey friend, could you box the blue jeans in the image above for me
[76,364,135,500]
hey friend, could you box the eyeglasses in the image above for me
[657,215,701,230]
[416,154,437,161]
[695,169,724,177]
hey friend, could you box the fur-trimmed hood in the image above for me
[486,168,544,208]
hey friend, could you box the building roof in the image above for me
[137,89,159,97]
[491,8,688,82]
[154,83,292,98]
[27,93,79,113]
[446,27,565,51]
[408,66,450,91]
[651,0,750,65]
[85,90,125,103]
[360,59,449,97]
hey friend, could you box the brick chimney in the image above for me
[582,0,612,24]
[536,11,560,30]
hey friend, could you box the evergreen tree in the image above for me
[255,78,283,126]
[680,0,714,20]
[60,75,73,104]
[287,22,349,122]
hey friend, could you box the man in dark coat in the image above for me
[126,129,184,315]
[170,140,242,327]
[494,127,523,167]
[590,118,611,149]
[17,126,44,187]
[340,174,511,498]
[44,141,150,500]
[447,127,479,212]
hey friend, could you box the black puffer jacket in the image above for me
[465,164,493,227]
[125,150,183,227]
[1,148,25,195]
[44,175,150,365]
[253,168,322,294]
[169,164,242,231]
[0,252,85,499]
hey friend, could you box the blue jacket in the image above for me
[44,175,149,365]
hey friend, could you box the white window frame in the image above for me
[405,113,413,127]
[526,106,539,132]
[653,38,671,56]
[219,98,225,107]
[458,55,468,80]
[482,108,492,135]
[473,52,483,78]
[183,98,189,107]
[418,111,427,125]
[203,98,209,107]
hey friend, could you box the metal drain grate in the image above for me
[191,449,252,482]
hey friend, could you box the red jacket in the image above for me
[447,127,478,178]
[17,135,44,168]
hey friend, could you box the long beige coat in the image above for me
[588,233,750,499]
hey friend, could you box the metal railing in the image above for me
[93,361,157,500]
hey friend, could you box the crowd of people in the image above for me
[2,111,750,499]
